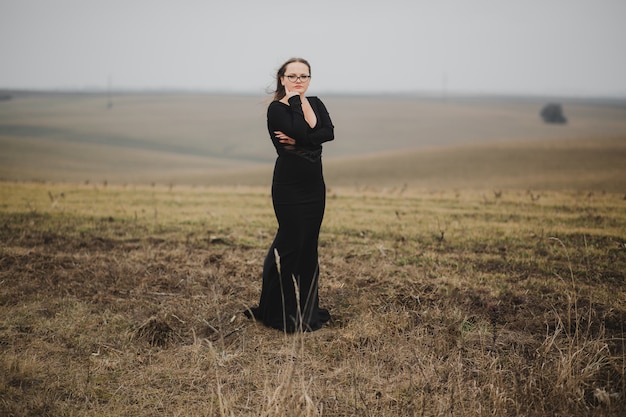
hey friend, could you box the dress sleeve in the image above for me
[267,96,334,147]
[305,97,334,146]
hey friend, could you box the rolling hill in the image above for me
[1,91,625,190]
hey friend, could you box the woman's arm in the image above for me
[268,96,334,147]
[267,103,297,149]
[304,97,334,146]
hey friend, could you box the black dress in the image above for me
[246,95,334,332]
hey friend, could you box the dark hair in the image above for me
[273,57,311,101]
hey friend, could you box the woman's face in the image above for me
[281,62,311,95]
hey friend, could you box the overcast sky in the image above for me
[1,0,625,97]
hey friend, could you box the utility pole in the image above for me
[107,74,113,109]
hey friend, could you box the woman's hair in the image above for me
[272,57,311,101]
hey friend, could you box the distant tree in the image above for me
[540,103,567,124]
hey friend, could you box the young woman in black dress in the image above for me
[246,57,334,332]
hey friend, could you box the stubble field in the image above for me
[1,92,626,416]
[1,182,625,416]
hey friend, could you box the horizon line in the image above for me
[1,87,625,104]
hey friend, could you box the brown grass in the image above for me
[1,182,624,416]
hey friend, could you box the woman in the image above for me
[246,57,334,332]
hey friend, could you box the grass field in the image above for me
[1,182,625,416]
[1,92,625,415]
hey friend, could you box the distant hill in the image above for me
[1,92,625,191]
[197,136,626,193]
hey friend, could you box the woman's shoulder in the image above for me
[267,100,288,112]
[307,96,328,110]
[309,96,329,105]
[269,99,294,108]
[267,97,325,110]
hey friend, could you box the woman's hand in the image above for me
[284,85,299,99]
[274,131,296,148]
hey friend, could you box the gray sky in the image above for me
[1,0,625,97]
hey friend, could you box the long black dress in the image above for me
[247,95,334,332]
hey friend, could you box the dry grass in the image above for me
[1,181,625,416]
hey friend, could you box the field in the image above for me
[1,92,626,416]
[1,182,625,416]
[1,91,626,189]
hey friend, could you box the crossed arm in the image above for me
[268,96,334,149]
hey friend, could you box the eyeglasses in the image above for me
[284,74,311,82]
